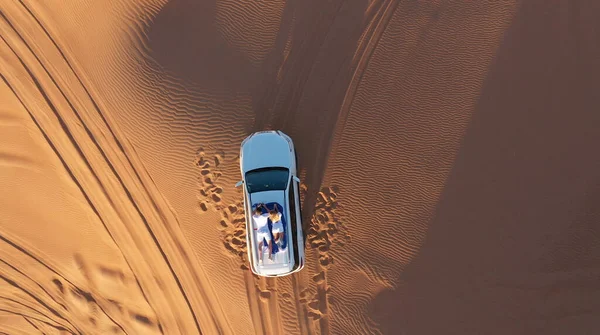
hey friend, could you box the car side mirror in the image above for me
[235,180,244,187]
[293,176,300,183]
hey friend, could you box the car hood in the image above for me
[241,132,292,173]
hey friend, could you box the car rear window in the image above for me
[245,167,289,193]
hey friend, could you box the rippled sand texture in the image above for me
[1,0,600,334]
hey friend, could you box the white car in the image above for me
[235,130,305,277]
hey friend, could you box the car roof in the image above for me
[241,131,292,173]
[247,194,294,275]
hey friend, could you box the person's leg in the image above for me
[275,233,282,248]
[273,223,284,246]
[258,240,264,262]
[267,240,273,260]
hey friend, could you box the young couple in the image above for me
[252,202,285,263]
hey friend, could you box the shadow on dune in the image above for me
[145,0,369,227]
[258,0,369,227]
[146,0,256,94]
[368,2,600,335]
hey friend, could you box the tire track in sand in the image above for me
[241,2,396,329]
[241,1,367,332]
[328,0,400,164]
[264,1,392,331]
[1,2,232,333]
[196,149,284,335]
[287,182,315,335]
[281,5,398,329]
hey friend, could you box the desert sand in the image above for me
[1,0,599,334]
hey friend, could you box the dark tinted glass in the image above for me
[245,167,289,193]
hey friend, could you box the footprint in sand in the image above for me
[195,148,225,212]
[307,186,349,269]
[298,185,348,324]
[305,283,332,321]
[200,152,251,270]
[298,288,310,304]
[219,200,250,269]
[312,271,325,284]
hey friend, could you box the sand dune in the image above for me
[1,0,599,334]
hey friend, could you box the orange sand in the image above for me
[1,1,599,334]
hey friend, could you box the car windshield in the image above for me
[245,167,289,193]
